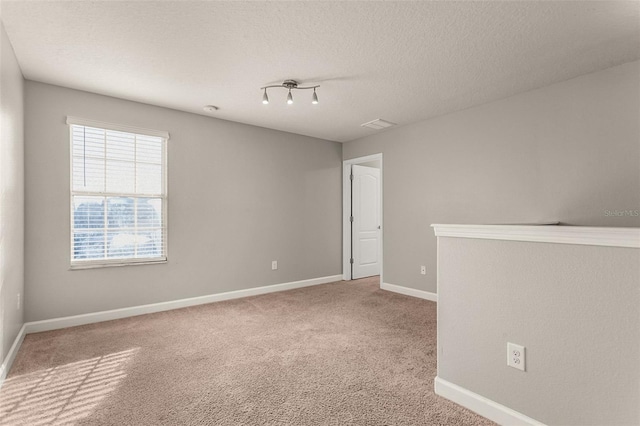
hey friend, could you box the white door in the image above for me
[352,165,381,279]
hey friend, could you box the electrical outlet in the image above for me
[420,265,426,275]
[272,260,278,270]
[507,342,525,371]
[17,293,21,310]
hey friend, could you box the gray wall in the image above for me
[0,22,24,363]
[343,61,640,294]
[437,236,640,425]
[25,81,342,322]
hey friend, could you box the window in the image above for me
[68,117,168,268]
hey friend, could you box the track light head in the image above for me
[312,88,318,105]
[287,90,293,105]
[262,89,269,104]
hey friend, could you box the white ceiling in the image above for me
[2,1,639,142]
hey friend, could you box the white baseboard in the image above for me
[434,377,545,426]
[25,274,343,334]
[381,282,438,302]
[0,324,27,390]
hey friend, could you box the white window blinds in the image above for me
[69,118,168,266]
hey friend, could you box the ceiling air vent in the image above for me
[361,118,397,130]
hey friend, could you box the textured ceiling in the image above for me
[2,1,639,142]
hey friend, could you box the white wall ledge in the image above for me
[431,224,640,248]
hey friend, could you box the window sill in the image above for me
[69,258,167,270]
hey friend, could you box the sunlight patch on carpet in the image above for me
[0,348,138,425]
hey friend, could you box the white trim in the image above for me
[434,377,546,426]
[24,275,343,334]
[431,224,640,248]
[381,282,437,302]
[342,163,352,280]
[342,154,384,282]
[66,116,170,139]
[70,258,167,270]
[0,324,27,389]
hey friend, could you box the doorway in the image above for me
[342,154,383,284]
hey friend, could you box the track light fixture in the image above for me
[260,80,320,105]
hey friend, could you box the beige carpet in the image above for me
[1,277,494,425]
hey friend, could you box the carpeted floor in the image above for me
[1,277,494,425]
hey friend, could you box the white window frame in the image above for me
[67,116,169,269]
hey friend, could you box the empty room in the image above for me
[1,1,639,425]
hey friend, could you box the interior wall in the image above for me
[24,81,342,322]
[343,60,640,294]
[0,22,25,363]
[437,236,639,425]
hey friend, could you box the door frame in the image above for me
[342,153,383,284]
